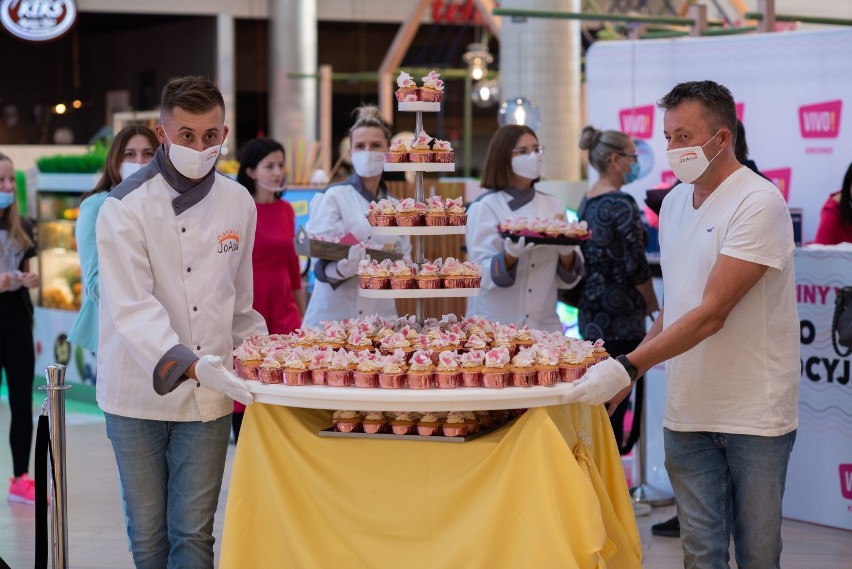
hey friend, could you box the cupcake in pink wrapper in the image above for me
[395,197,422,227]
[357,259,373,289]
[390,412,417,435]
[320,323,347,350]
[258,353,285,384]
[386,138,409,163]
[442,412,467,437]
[481,347,511,388]
[352,353,380,388]
[335,410,362,433]
[366,200,380,226]
[460,261,482,288]
[592,339,610,363]
[510,347,537,387]
[406,349,434,389]
[460,411,480,434]
[416,413,442,436]
[388,260,415,290]
[378,355,407,389]
[536,347,561,386]
[416,259,442,289]
[432,138,454,163]
[379,331,411,358]
[346,330,373,352]
[492,333,517,359]
[326,348,353,387]
[409,130,434,163]
[440,257,465,288]
[395,71,418,102]
[283,352,310,386]
[559,346,586,383]
[424,195,447,226]
[445,197,467,226]
[233,344,263,380]
[375,198,397,227]
[310,348,332,385]
[459,349,485,387]
[362,411,387,434]
[474,410,494,429]
[434,350,460,389]
[370,259,392,290]
[420,70,444,102]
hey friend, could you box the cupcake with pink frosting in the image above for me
[510,347,537,387]
[347,330,373,352]
[434,350,460,389]
[416,258,442,289]
[375,198,397,227]
[432,138,454,163]
[481,347,511,388]
[366,200,380,226]
[258,350,285,384]
[283,351,311,386]
[352,351,381,388]
[371,259,392,290]
[388,260,415,290]
[326,348,353,387]
[310,347,332,385]
[559,345,586,383]
[459,349,485,387]
[395,70,418,102]
[420,70,444,102]
[378,351,407,389]
[536,346,561,386]
[395,198,422,227]
[386,138,409,163]
[357,259,373,289]
[440,257,465,288]
[592,339,610,363]
[460,261,481,288]
[425,195,448,226]
[406,349,435,389]
[409,131,434,163]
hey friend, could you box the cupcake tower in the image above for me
[360,71,472,312]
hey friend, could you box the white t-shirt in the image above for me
[659,166,799,436]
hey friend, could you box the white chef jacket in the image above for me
[466,188,583,333]
[302,174,411,327]
[96,147,267,422]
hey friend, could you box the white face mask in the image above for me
[163,130,221,179]
[351,151,385,178]
[120,162,144,181]
[511,152,542,181]
[666,129,723,184]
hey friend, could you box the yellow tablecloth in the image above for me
[221,403,641,569]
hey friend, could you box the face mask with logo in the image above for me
[511,152,542,180]
[351,151,385,178]
[120,162,144,181]
[622,160,641,184]
[666,129,723,184]
[163,130,221,179]
[0,192,13,209]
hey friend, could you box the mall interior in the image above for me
[1,1,851,567]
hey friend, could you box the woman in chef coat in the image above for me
[466,125,582,333]
[302,106,411,327]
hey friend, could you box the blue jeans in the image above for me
[664,428,796,569]
[104,412,231,569]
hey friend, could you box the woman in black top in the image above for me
[577,127,658,453]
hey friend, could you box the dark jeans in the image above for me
[0,292,35,477]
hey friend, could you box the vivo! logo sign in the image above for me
[619,105,654,139]
[0,0,76,42]
[763,167,792,202]
[841,464,852,500]
[799,100,842,139]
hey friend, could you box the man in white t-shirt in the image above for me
[577,80,798,568]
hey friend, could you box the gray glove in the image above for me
[503,236,536,258]
[569,358,630,406]
[195,355,253,406]
[335,245,367,279]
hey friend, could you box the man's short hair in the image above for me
[161,76,225,117]
[657,80,737,141]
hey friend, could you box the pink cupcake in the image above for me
[388,259,415,290]
[434,350,460,389]
[233,344,263,380]
[390,412,417,435]
[334,410,362,433]
[481,347,511,388]
[326,348,353,387]
[459,349,485,387]
[258,352,285,384]
[510,347,537,387]
[395,198,423,227]
[445,197,467,226]
[378,353,407,389]
[366,200,379,226]
[352,352,380,388]
[362,411,387,434]
[432,138,454,163]
[442,412,467,437]
[395,71,418,102]
[419,70,444,103]
[536,347,561,386]
[424,195,448,226]
[416,412,442,436]
[408,130,434,163]
[370,259,392,290]
[440,257,465,288]
[374,198,397,227]
[283,352,311,386]
[416,259,442,289]
[406,349,434,389]
[386,138,409,163]
[357,259,373,289]
[310,347,332,385]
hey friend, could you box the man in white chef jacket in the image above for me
[96,76,267,569]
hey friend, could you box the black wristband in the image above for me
[616,354,640,383]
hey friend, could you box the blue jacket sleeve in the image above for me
[76,193,107,304]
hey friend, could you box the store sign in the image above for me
[799,100,842,139]
[0,0,77,42]
[619,105,654,139]
[763,167,792,201]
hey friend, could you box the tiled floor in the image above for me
[1,399,850,568]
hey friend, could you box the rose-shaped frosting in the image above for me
[396,71,416,88]
[437,350,459,371]
[484,347,511,369]
[433,139,453,152]
[329,348,351,370]
[389,138,408,153]
[410,130,433,150]
[421,70,444,91]
[440,257,464,276]
[445,196,465,214]
[408,349,434,371]
[380,332,410,350]
[512,348,537,368]
[396,197,418,214]
[464,334,488,350]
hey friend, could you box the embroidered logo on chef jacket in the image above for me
[159,360,177,381]
[217,229,240,253]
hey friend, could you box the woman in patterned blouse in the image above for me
[577,126,658,453]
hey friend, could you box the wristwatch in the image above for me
[616,354,640,383]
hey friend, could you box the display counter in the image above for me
[220,403,642,568]
[784,246,852,530]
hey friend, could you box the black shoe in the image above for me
[651,515,680,538]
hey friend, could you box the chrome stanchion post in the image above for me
[41,364,71,569]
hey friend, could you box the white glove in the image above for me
[195,355,254,406]
[335,245,366,279]
[569,358,630,406]
[503,236,536,258]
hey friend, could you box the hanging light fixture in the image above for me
[463,42,493,82]
[498,97,542,133]
[472,77,501,109]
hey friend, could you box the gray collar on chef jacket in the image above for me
[501,186,536,211]
[151,145,217,215]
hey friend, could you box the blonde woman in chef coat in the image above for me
[302,106,411,326]
[466,125,583,332]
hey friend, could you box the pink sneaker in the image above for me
[8,473,36,505]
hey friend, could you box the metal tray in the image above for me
[499,231,589,246]
[318,418,515,443]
